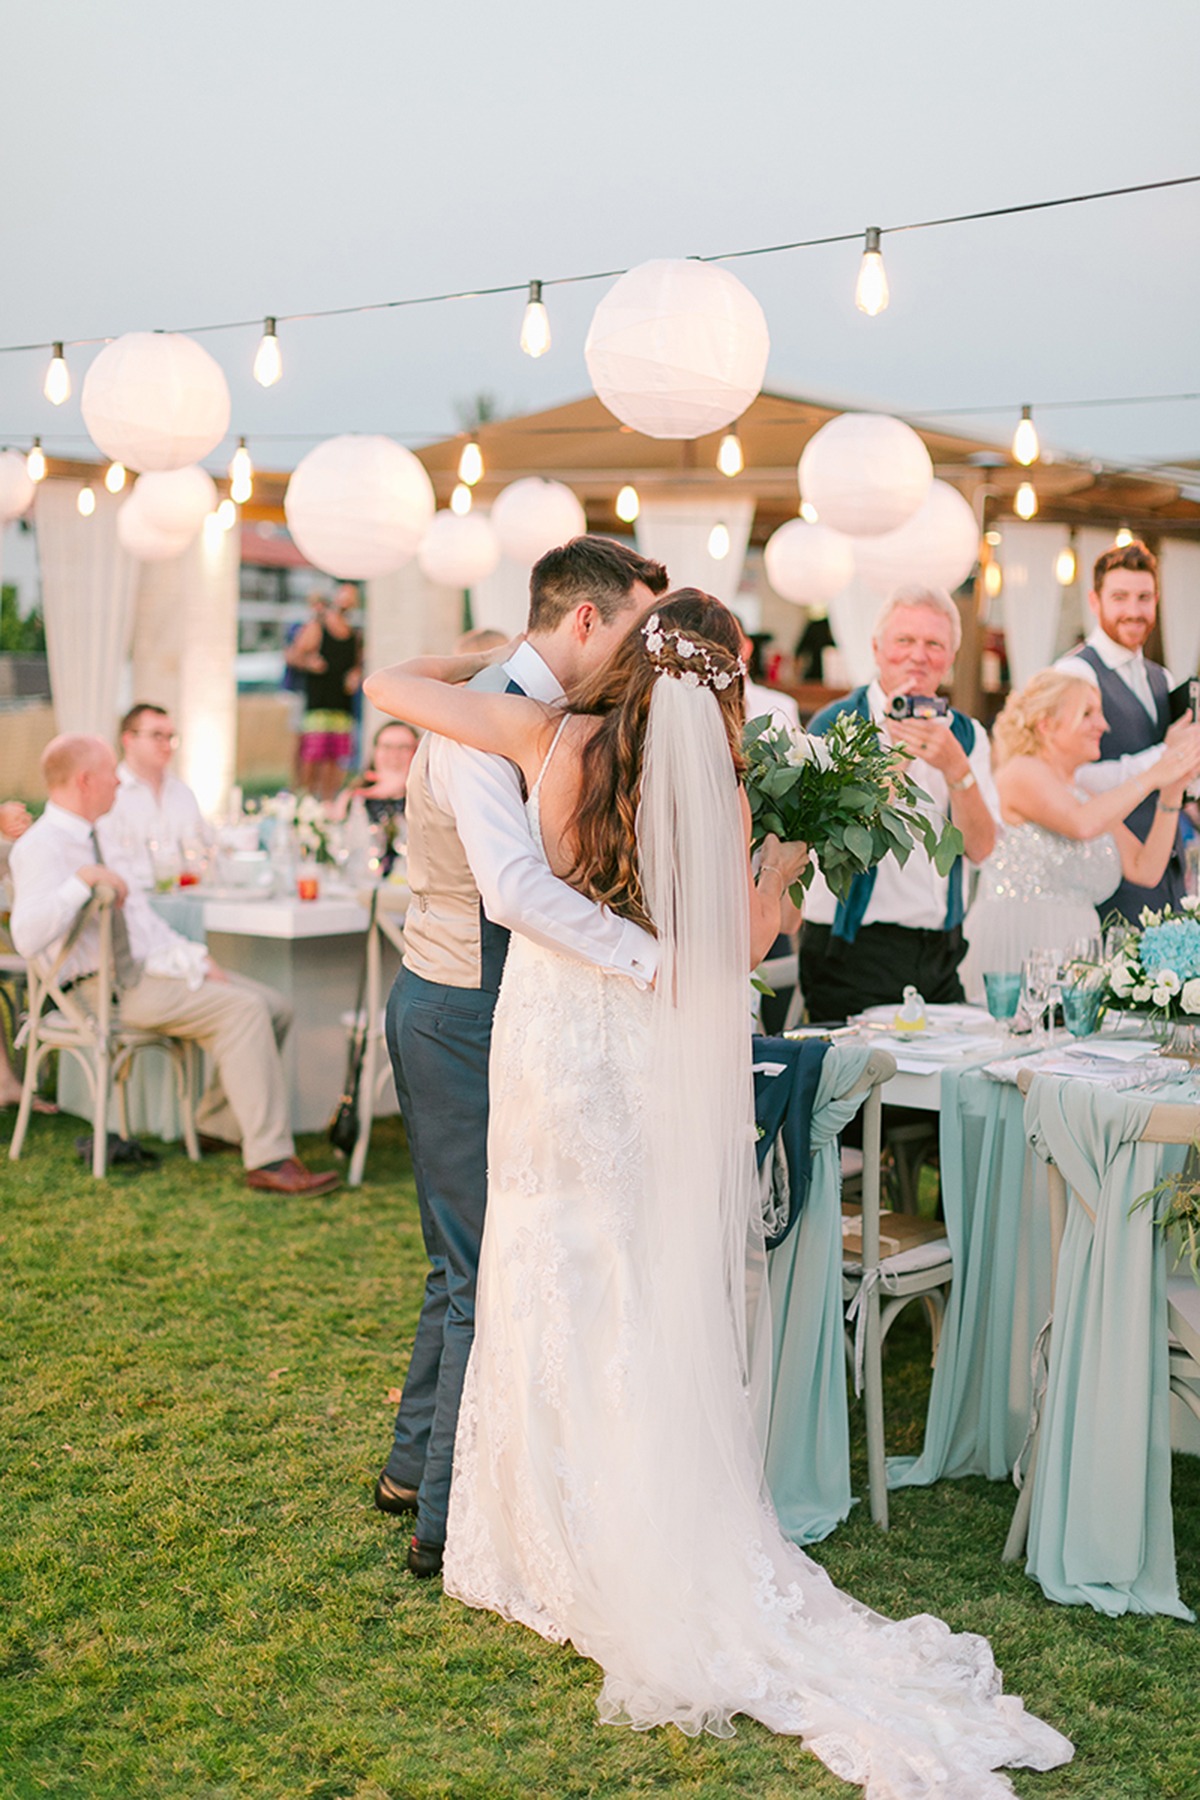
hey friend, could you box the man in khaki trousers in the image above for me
[10,735,339,1196]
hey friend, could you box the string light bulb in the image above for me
[519,280,551,358]
[1012,405,1039,467]
[1115,524,1134,547]
[854,227,889,317]
[1054,545,1077,585]
[716,424,744,478]
[1014,481,1038,520]
[457,438,484,486]
[229,436,253,504]
[26,438,46,482]
[615,483,640,523]
[104,461,127,494]
[450,482,473,516]
[44,342,71,406]
[253,317,282,387]
[707,522,731,561]
[799,499,819,524]
[216,498,237,531]
[76,484,96,517]
[983,560,1003,599]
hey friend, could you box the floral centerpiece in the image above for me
[1096,897,1200,1051]
[263,791,335,864]
[742,711,963,903]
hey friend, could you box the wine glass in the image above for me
[1021,949,1057,1046]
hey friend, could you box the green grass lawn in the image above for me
[2,1112,1197,1799]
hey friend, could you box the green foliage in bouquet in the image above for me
[743,711,964,905]
[1131,1149,1200,1284]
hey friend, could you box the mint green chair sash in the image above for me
[765,1043,880,1543]
[1023,1075,1193,1619]
[889,1063,1052,1488]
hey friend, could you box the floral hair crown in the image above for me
[641,614,746,692]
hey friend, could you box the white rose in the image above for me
[1109,962,1136,996]
[1132,984,1153,1003]
[1151,987,1174,1009]
[1181,979,1200,1015]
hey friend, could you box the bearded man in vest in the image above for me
[1056,539,1200,923]
[371,537,667,1576]
[799,586,1000,1022]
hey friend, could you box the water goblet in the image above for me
[1062,981,1105,1038]
[982,971,1022,1025]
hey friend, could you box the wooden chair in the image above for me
[1003,1069,1199,1562]
[842,1072,953,1529]
[9,887,200,1178]
[344,884,407,1187]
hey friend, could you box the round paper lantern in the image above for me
[851,480,981,596]
[81,332,231,472]
[417,510,502,588]
[133,466,219,536]
[585,258,769,439]
[764,520,856,607]
[284,435,435,580]
[0,450,35,522]
[490,478,586,566]
[798,413,932,537]
[116,496,194,562]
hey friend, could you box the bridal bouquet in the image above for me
[742,711,963,905]
[1097,898,1200,1023]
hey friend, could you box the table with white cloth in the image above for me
[57,885,406,1136]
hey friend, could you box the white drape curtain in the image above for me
[1155,540,1200,680]
[635,496,754,609]
[35,479,138,739]
[998,522,1068,691]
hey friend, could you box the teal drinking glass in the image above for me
[983,971,1023,1021]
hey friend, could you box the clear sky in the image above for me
[2,0,1198,474]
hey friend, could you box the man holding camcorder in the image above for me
[798,586,1000,1022]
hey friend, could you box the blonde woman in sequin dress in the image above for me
[961,670,1200,999]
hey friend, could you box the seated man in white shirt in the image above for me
[108,702,210,891]
[10,734,339,1196]
[800,586,1000,1020]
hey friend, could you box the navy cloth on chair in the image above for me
[753,1033,830,1249]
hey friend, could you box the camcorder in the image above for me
[886,693,950,722]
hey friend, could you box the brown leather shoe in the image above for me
[198,1132,239,1156]
[374,1472,419,1516]
[246,1157,341,1196]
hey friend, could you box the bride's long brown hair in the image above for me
[565,590,746,931]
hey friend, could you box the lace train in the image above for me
[444,934,1072,1797]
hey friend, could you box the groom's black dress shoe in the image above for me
[374,1472,419,1515]
[407,1536,444,1579]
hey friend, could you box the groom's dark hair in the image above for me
[527,536,668,632]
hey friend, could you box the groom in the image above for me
[376,535,667,1575]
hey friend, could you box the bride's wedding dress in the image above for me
[443,687,1072,1797]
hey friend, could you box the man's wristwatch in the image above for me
[947,770,976,793]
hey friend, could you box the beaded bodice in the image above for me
[975,818,1120,908]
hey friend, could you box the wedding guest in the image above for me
[1,799,51,1111]
[9,735,340,1195]
[287,584,363,800]
[328,721,418,826]
[106,703,209,890]
[363,536,667,1577]
[1055,540,1200,920]
[799,586,999,1020]
[961,670,1200,998]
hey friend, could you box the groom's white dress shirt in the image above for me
[1056,626,1175,793]
[425,639,658,985]
[10,802,208,988]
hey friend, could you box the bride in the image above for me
[364,591,1072,1796]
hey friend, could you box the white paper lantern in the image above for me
[417,510,502,588]
[0,450,35,522]
[763,520,856,607]
[284,435,435,580]
[798,413,932,537]
[116,496,194,562]
[851,480,981,596]
[490,478,587,566]
[585,258,770,439]
[132,466,219,537]
[81,332,232,472]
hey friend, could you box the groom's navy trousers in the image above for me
[384,958,502,1545]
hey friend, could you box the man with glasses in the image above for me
[109,702,210,891]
